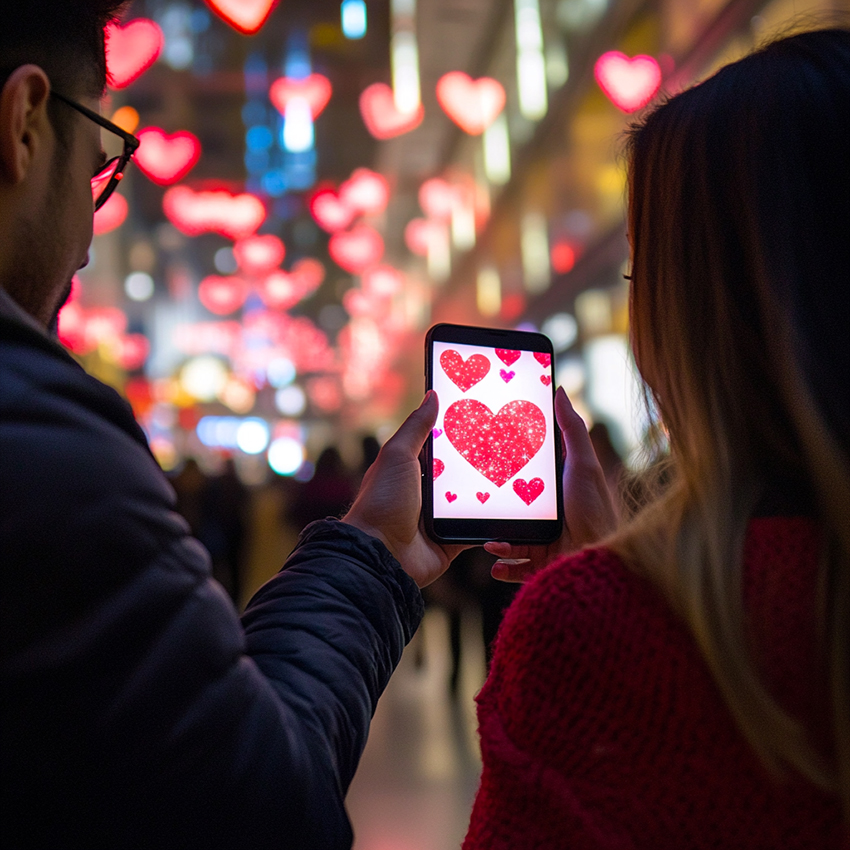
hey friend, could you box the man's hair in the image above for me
[0,0,128,99]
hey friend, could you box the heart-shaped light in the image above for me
[436,72,505,135]
[83,307,128,349]
[204,0,279,34]
[270,74,333,120]
[309,187,356,233]
[93,193,128,235]
[342,287,380,318]
[114,334,151,370]
[594,51,662,113]
[163,186,265,240]
[361,265,403,298]
[233,234,286,274]
[135,128,201,185]
[105,19,164,89]
[339,168,390,216]
[198,275,249,315]
[404,218,447,256]
[257,259,325,310]
[329,225,384,273]
[359,82,424,140]
[418,178,457,220]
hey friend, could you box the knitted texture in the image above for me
[464,517,847,849]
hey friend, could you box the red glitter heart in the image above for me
[499,369,515,383]
[540,375,551,386]
[440,350,490,392]
[513,477,544,505]
[446,491,457,503]
[433,459,445,479]
[444,399,546,487]
[476,492,490,503]
[533,352,551,367]
[496,348,520,366]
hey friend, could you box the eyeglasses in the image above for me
[50,90,140,211]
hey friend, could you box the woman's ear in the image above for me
[0,65,52,185]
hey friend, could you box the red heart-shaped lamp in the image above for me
[362,265,404,298]
[105,19,164,89]
[418,178,457,220]
[359,83,424,140]
[114,334,151,371]
[163,186,266,240]
[436,72,505,135]
[404,218,447,256]
[204,0,279,34]
[270,74,333,120]
[233,234,286,274]
[93,193,128,235]
[594,51,662,113]
[329,225,385,273]
[339,169,389,216]
[309,187,356,233]
[135,128,201,185]
[257,259,325,310]
[198,276,249,315]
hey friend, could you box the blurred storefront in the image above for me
[64,0,844,489]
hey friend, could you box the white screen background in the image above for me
[431,340,557,520]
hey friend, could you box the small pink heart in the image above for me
[432,428,443,439]
[495,349,520,366]
[445,491,457,503]
[433,459,445,479]
[513,477,545,506]
[540,375,552,386]
[534,352,551,367]
[499,369,515,383]
[476,492,490,503]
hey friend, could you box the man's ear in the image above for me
[0,65,52,186]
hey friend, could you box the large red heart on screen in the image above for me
[163,186,265,240]
[444,399,546,487]
[436,72,505,135]
[205,0,279,34]
[309,187,356,233]
[339,169,390,216]
[496,349,521,366]
[233,234,286,274]
[135,128,200,185]
[105,19,163,89]
[594,52,662,113]
[329,225,384,273]
[270,74,333,119]
[439,350,490,392]
[359,83,424,140]
[198,276,249,315]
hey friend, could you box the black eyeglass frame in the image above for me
[50,90,140,211]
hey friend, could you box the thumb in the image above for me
[555,386,597,468]
[383,390,439,457]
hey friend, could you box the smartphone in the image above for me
[423,323,563,544]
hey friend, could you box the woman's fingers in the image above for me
[491,558,535,583]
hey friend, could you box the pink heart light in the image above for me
[105,19,164,89]
[418,178,457,221]
[257,259,325,310]
[436,72,505,135]
[93,193,128,235]
[342,288,383,318]
[135,128,201,185]
[204,0,279,34]
[163,186,265,240]
[339,169,390,216]
[359,83,424,140]
[233,234,286,274]
[309,187,356,233]
[362,265,404,298]
[404,218,447,256]
[329,225,384,273]
[114,334,151,371]
[270,74,333,120]
[594,52,662,113]
[198,276,249,315]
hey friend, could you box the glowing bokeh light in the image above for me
[236,418,271,454]
[268,436,305,475]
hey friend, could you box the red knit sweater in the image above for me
[464,517,847,849]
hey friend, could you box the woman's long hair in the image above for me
[612,27,850,812]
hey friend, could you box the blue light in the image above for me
[341,0,367,39]
[246,125,274,151]
[284,151,316,191]
[242,99,267,125]
[261,170,289,197]
[244,150,269,174]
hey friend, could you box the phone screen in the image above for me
[425,324,562,543]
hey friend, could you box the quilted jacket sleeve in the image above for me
[0,319,423,850]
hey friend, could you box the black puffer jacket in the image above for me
[0,313,424,849]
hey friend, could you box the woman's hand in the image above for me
[343,391,469,588]
[484,386,618,583]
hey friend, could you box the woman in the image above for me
[462,28,850,848]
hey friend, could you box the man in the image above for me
[0,3,463,847]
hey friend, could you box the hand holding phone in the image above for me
[424,323,564,544]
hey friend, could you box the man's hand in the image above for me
[484,386,618,583]
[342,391,469,588]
